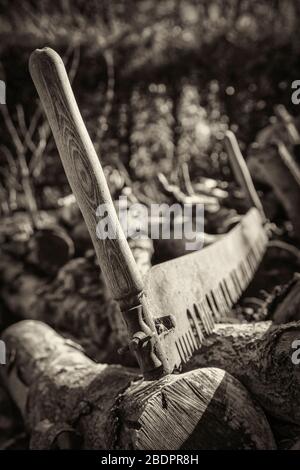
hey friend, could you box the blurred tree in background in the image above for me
[0,0,300,210]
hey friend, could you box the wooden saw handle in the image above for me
[29,48,143,304]
[224,130,265,219]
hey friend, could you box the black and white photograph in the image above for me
[1,0,300,456]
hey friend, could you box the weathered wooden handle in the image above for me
[29,48,143,303]
[224,130,265,218]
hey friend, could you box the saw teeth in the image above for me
[220,280,231,310]
[174,234,267,365]
[193,306,205,338]
[182,333,193,358]
[232,270,242,299]
[212,288,222,316]
[198,303,213,334]
[242,260,250,283]
[176,338,186,363]
[188,328,199,349]
[251,252,257,272]
[237,262,245,287]
[207,305,215,331]
[216,285,227,315]
[229,271,239,300]
[198,301,211,333]
[180,333,191,358]
[208,292,221,321]
[181,335,189,357]
[184,332,194,356]
[154,213,267,368]
[224,278,234,305]
[205,293,219,322]
[248,248,256,274]
[187,309,202,347]
[241,260,248,283]
[219,282,229,310]
[248,248,255,272]
[236,269,244,293]
[206,314,214,332]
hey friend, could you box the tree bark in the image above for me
[1,320,276,450]
[185,321,300,426]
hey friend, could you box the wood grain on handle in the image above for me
[29,48,143,302]
[224,131,265,218]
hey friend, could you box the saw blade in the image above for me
[144,208,267,370]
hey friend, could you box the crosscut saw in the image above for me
[29,48,268,380]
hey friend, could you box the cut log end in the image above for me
[117,367,276,450]
[1,321,276,450]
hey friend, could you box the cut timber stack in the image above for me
[1,321,276,450]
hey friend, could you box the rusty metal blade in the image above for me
[144,208,267,370]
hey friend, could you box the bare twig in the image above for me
[16,104,28,140]
[96,49,115,142]
[68,46,80,84]
[0,105,24,155]
[181,162,194,196]
[1,104,38,222]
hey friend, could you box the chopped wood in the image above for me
[186,321,300,428]
[1,320,276,450]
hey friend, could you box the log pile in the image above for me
[1,236,300,448]
[1,321,277,450]
[1,71,300,449]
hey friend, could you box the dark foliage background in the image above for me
[0,0,300,210]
